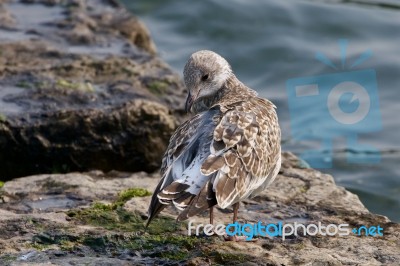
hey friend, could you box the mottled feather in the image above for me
[147,50,281,226]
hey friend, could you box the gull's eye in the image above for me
[201,74,209,81]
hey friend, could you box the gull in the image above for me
[146,50,281,228]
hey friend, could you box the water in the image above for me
[121,0,400,222]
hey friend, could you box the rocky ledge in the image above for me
[0,0,186,179]
[0,152,399,265]
[0,1,399,266]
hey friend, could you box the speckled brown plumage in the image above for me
[147,50,281,226]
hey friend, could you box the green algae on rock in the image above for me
[1,153,399,265]
[115,187,152,207]
[60,185,155,232]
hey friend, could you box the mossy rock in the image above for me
[60,186,213,262]
[0,114,6,123]
[147,80,169,95]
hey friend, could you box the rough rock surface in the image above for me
[0,0,186,179]
[0,152,398,265]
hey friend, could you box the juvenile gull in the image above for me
[147,50,281,227]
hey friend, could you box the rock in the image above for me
[0,152,398,265]
[0,0,186,180]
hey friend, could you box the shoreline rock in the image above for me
[0,0,186,180]
[0,152,398,265]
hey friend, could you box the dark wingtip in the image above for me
[145,201,166,230]
[144,217,152,230]
[145,214,156,231]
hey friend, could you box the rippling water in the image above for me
[122,0,400,222]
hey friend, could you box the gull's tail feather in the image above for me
[146,181,166,229]
[177,180,217,221]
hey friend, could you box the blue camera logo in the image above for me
[286,40,382,168]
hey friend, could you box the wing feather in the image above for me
[209,98,281,209]
[147,108,221,223]
[148,96,281,224]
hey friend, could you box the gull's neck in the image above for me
[217,75,258,106]
[191,75,257,114]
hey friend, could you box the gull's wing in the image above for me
[177,97,280,220]
[147,97,280,224]
[201,97,281,209]
[146,108,220,225]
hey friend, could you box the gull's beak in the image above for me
[185,93,193,113]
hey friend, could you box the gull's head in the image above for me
[183,50,233,113]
